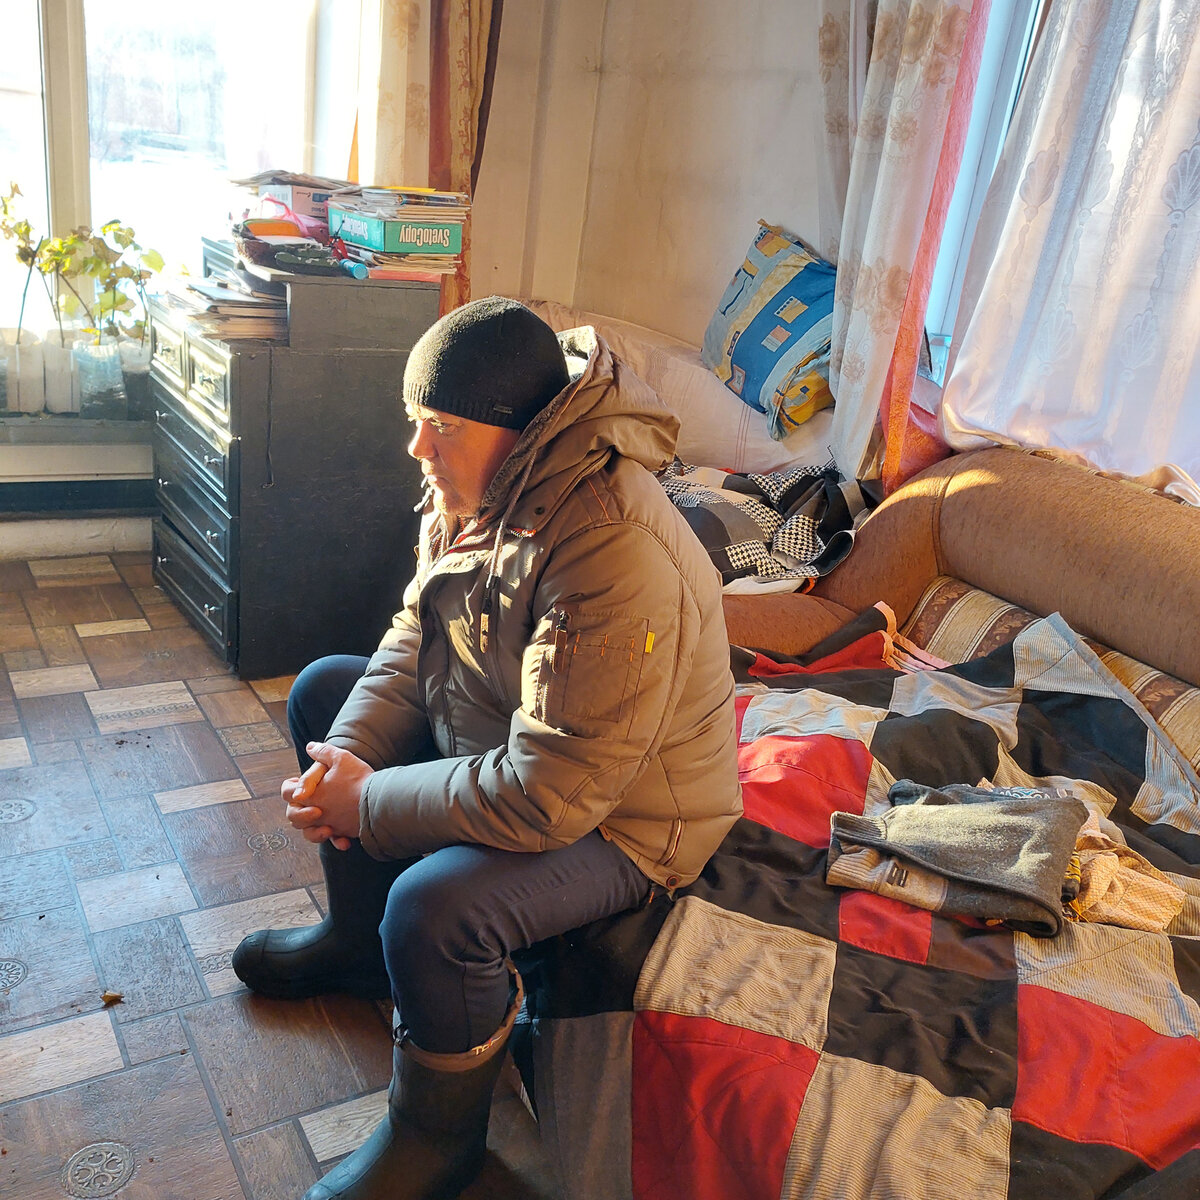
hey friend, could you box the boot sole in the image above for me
[235,969,392,1002]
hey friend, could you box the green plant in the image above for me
[38,221,164,345]
[2,181,164,345]
[0,182,44,341]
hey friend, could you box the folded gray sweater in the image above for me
[826,780,1088,937]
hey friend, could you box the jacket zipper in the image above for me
[536,608,571,717]
[418,578,458,756]
[551,608,571,674]
[662,818,683,865]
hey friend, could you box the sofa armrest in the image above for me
[816,447,1200,687]
[722,593,857,656]
[722,464,951,657]
[812,466,948,626]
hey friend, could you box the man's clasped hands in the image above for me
[284,742,375,851]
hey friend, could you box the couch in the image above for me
[726,446,1200,685]
[513,303,1200,1200]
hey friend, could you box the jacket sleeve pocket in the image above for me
[533,608,649,734]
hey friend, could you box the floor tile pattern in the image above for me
[0,553,561,1199]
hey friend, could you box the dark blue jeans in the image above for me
[288,655,652,1054]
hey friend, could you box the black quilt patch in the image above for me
[824,940,1019,1109]
[1011,692,1148,804]
[1008,1121,1151,1200]
[869,707,1003,786]
[683,820,842,943]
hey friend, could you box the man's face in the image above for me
[406,403,522,519]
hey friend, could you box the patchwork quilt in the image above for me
[514,609,1200,1200]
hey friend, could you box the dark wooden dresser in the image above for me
[148,278,439,679]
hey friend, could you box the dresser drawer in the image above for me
[187,338,232,425]
[149,314,187,390]
[153,519,237,661]
[155,440,237,579]
[152,388,237,509]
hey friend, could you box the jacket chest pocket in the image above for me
[535,611,649,734]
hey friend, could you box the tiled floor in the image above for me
[0,552,561,1200]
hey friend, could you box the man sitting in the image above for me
[233,297,742,1200]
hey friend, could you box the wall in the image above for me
[473,0,824,345]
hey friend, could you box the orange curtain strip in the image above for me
[347,112,360,184]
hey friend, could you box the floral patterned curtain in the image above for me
[941,0,1200,503]
[816,0,872,266]
[355,0,432,190]
[819,0,990,484]
[429,0,501,314]
[354,0,501,315]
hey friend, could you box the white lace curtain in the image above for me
[942,0,1200,503]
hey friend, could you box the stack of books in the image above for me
[188,283,288,340]
[163,275,288,341]
[326,187,469,281]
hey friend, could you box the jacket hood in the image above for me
[477,325,680,530]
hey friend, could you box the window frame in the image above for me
[40,0,91,238]
[923,0,1045,384]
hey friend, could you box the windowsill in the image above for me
[0,416,153,445]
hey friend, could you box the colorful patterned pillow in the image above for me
[702,221,836,441]
[523,297,837,473]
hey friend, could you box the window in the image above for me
[1,0,358,332]
[0,3,52,333]
[84,3,316,272]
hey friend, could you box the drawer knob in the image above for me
[203,454,220,468]
[156,555,170,567]
[154,410,165,422]
[202,603,218,617]
[204,529,219,544]
[156,478,169,489]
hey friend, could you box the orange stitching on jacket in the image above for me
[586,477,612,519]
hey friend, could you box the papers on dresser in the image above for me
[338,245,458,281]
[178,281,288,340]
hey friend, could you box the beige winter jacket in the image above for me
[325,326,741,887]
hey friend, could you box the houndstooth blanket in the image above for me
[658,459,872,591]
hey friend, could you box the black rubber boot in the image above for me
[302,985,521,1200]
[232,839,410,1000]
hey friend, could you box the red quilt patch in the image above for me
[739,734,872,848]
[745,632,892,678]
[632,1011,820,1200]
[837,888,933,965]
[734,693,754,741]
[1014,984,1200,1170]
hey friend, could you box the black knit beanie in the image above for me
[402,297,570,429]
